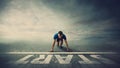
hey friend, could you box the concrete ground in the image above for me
[0,41,120,68]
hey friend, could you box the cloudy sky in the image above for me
[0,0,120,46]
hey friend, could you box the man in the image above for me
[50,31,69,52]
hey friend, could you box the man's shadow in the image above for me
[57,46,79,52]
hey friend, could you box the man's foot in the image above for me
[66,48,69,52]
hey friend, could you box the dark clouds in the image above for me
[0,0,120,47]
[41,0,120,22]
[0,0,11,12]
[40,0,120,46]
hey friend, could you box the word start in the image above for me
[15,54,115,64]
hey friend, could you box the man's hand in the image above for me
[50,49,54,52]
[50,40,56,52]
[64,40,69,49]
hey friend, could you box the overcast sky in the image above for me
[0,0,120,45]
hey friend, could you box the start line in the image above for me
[0,52,117,55]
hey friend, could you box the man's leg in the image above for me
[57,42,59,46]
[57,39,59,46]
[59,40,63,48]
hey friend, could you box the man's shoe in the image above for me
[67,48,69,52]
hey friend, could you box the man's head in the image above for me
[58,31,63,35]
[58,31,63,38]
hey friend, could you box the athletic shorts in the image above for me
[57,39,63,42]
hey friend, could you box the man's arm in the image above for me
[64,40,69,50]
[50,40,56,52]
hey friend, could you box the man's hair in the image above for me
[58,31,63,35]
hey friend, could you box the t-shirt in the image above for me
[53,33,66,40]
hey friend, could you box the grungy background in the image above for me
[0,0,120,52]
[0,0,120,68]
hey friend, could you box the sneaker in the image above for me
[67,48,69,52]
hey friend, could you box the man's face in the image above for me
[58,34,63,39]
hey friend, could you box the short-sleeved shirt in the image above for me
[53,33,66,40]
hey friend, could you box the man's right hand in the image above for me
[50,49,54,52]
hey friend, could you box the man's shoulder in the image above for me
[53,33,58,39]
[63,34,66,36]
[54,33,58,36]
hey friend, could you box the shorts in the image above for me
[57,39,63,42]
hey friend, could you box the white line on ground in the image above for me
[0,52,118,55]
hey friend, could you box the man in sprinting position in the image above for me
[50,31,69,52]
